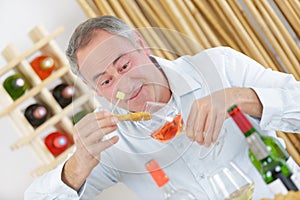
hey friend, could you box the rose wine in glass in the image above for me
[140,100,225,160]
[150,113,184,142]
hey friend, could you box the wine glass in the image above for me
[137,100,183,142]
[208,162,254,200]
[135,100,226,160]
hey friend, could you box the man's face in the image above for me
[76,30,170,112]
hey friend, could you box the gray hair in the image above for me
[66,15,137,77]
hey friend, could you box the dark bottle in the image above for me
[30,55,55,80]
[24,103,48,127]
[52,83,75,108]
[44,131,70,156]
[228,104,298,194]
[72,110,90,124]
[3,74,28,100]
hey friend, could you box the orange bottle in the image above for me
[30,55,55,80]
[44,131,70,156]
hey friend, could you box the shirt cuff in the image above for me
[48,160,86,199]
[251,87,284,130]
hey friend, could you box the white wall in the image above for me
[0,1,86,199]
[0,1,139,199]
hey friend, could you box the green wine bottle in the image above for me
[228,105,300,189]
[72,110,89,124]
[249,117,289,161]
[3,74,28,100]
[228,105,298,194]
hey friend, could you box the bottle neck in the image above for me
[160,181,177,198]
[32,106,47,119]
[12,77,25,89]
[40,57,54,70]
[53,135,67,148]
[228,105,253,134]
[62,86,75,99]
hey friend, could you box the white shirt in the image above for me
[25,47,300,200]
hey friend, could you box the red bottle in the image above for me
[30,55,55,80]
[44,131,70,156]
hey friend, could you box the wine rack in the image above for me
[0,25,100,176]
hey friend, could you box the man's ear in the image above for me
[134,30,151,56]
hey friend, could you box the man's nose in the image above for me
[117,75,133,91]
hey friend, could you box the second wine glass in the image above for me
[208,162,254,200]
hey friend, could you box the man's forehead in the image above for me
[79,35,135,75]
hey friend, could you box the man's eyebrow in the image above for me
[92,53,127,82]
[113,53,126,65]
[92,71,105,82]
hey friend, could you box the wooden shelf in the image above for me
[0,25,100,176]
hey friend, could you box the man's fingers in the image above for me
[186,102,208,142]
[75,116,118,138]
[212,116,223,143]
[83,135,119,159]
[203,113,216,147]
[75,110,112,129]
[84,126,118,145]
[186,106,197,139]
[93,136,119,154]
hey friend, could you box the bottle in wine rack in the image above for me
[72,110,89,124]
[228,104,299,194]
[30,55,55,80]
[44,131,70,156]
[24,103,48,127]
[3,74,28,100]
[52,83,75,108]
[145,159,197,200]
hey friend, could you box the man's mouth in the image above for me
[129,85,143,100]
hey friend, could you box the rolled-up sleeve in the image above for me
[24,146,120,200]
[24,159,86,200]
[253,86,300,132]
[207,47,300,133]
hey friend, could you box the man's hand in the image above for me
[185,88,262,147]
[62,110,119,191]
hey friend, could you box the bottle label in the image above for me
[267,179,288,195]
[286,157,300,189]
[290,174,300,190]
[247,134,269,160]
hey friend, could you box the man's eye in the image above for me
[119,62,129,73]
[101,79,111,86]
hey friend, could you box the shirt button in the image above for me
[197,173,205,179]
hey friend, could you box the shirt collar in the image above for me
[151,55,202,98]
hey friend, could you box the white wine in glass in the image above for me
[208,162,254,200]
